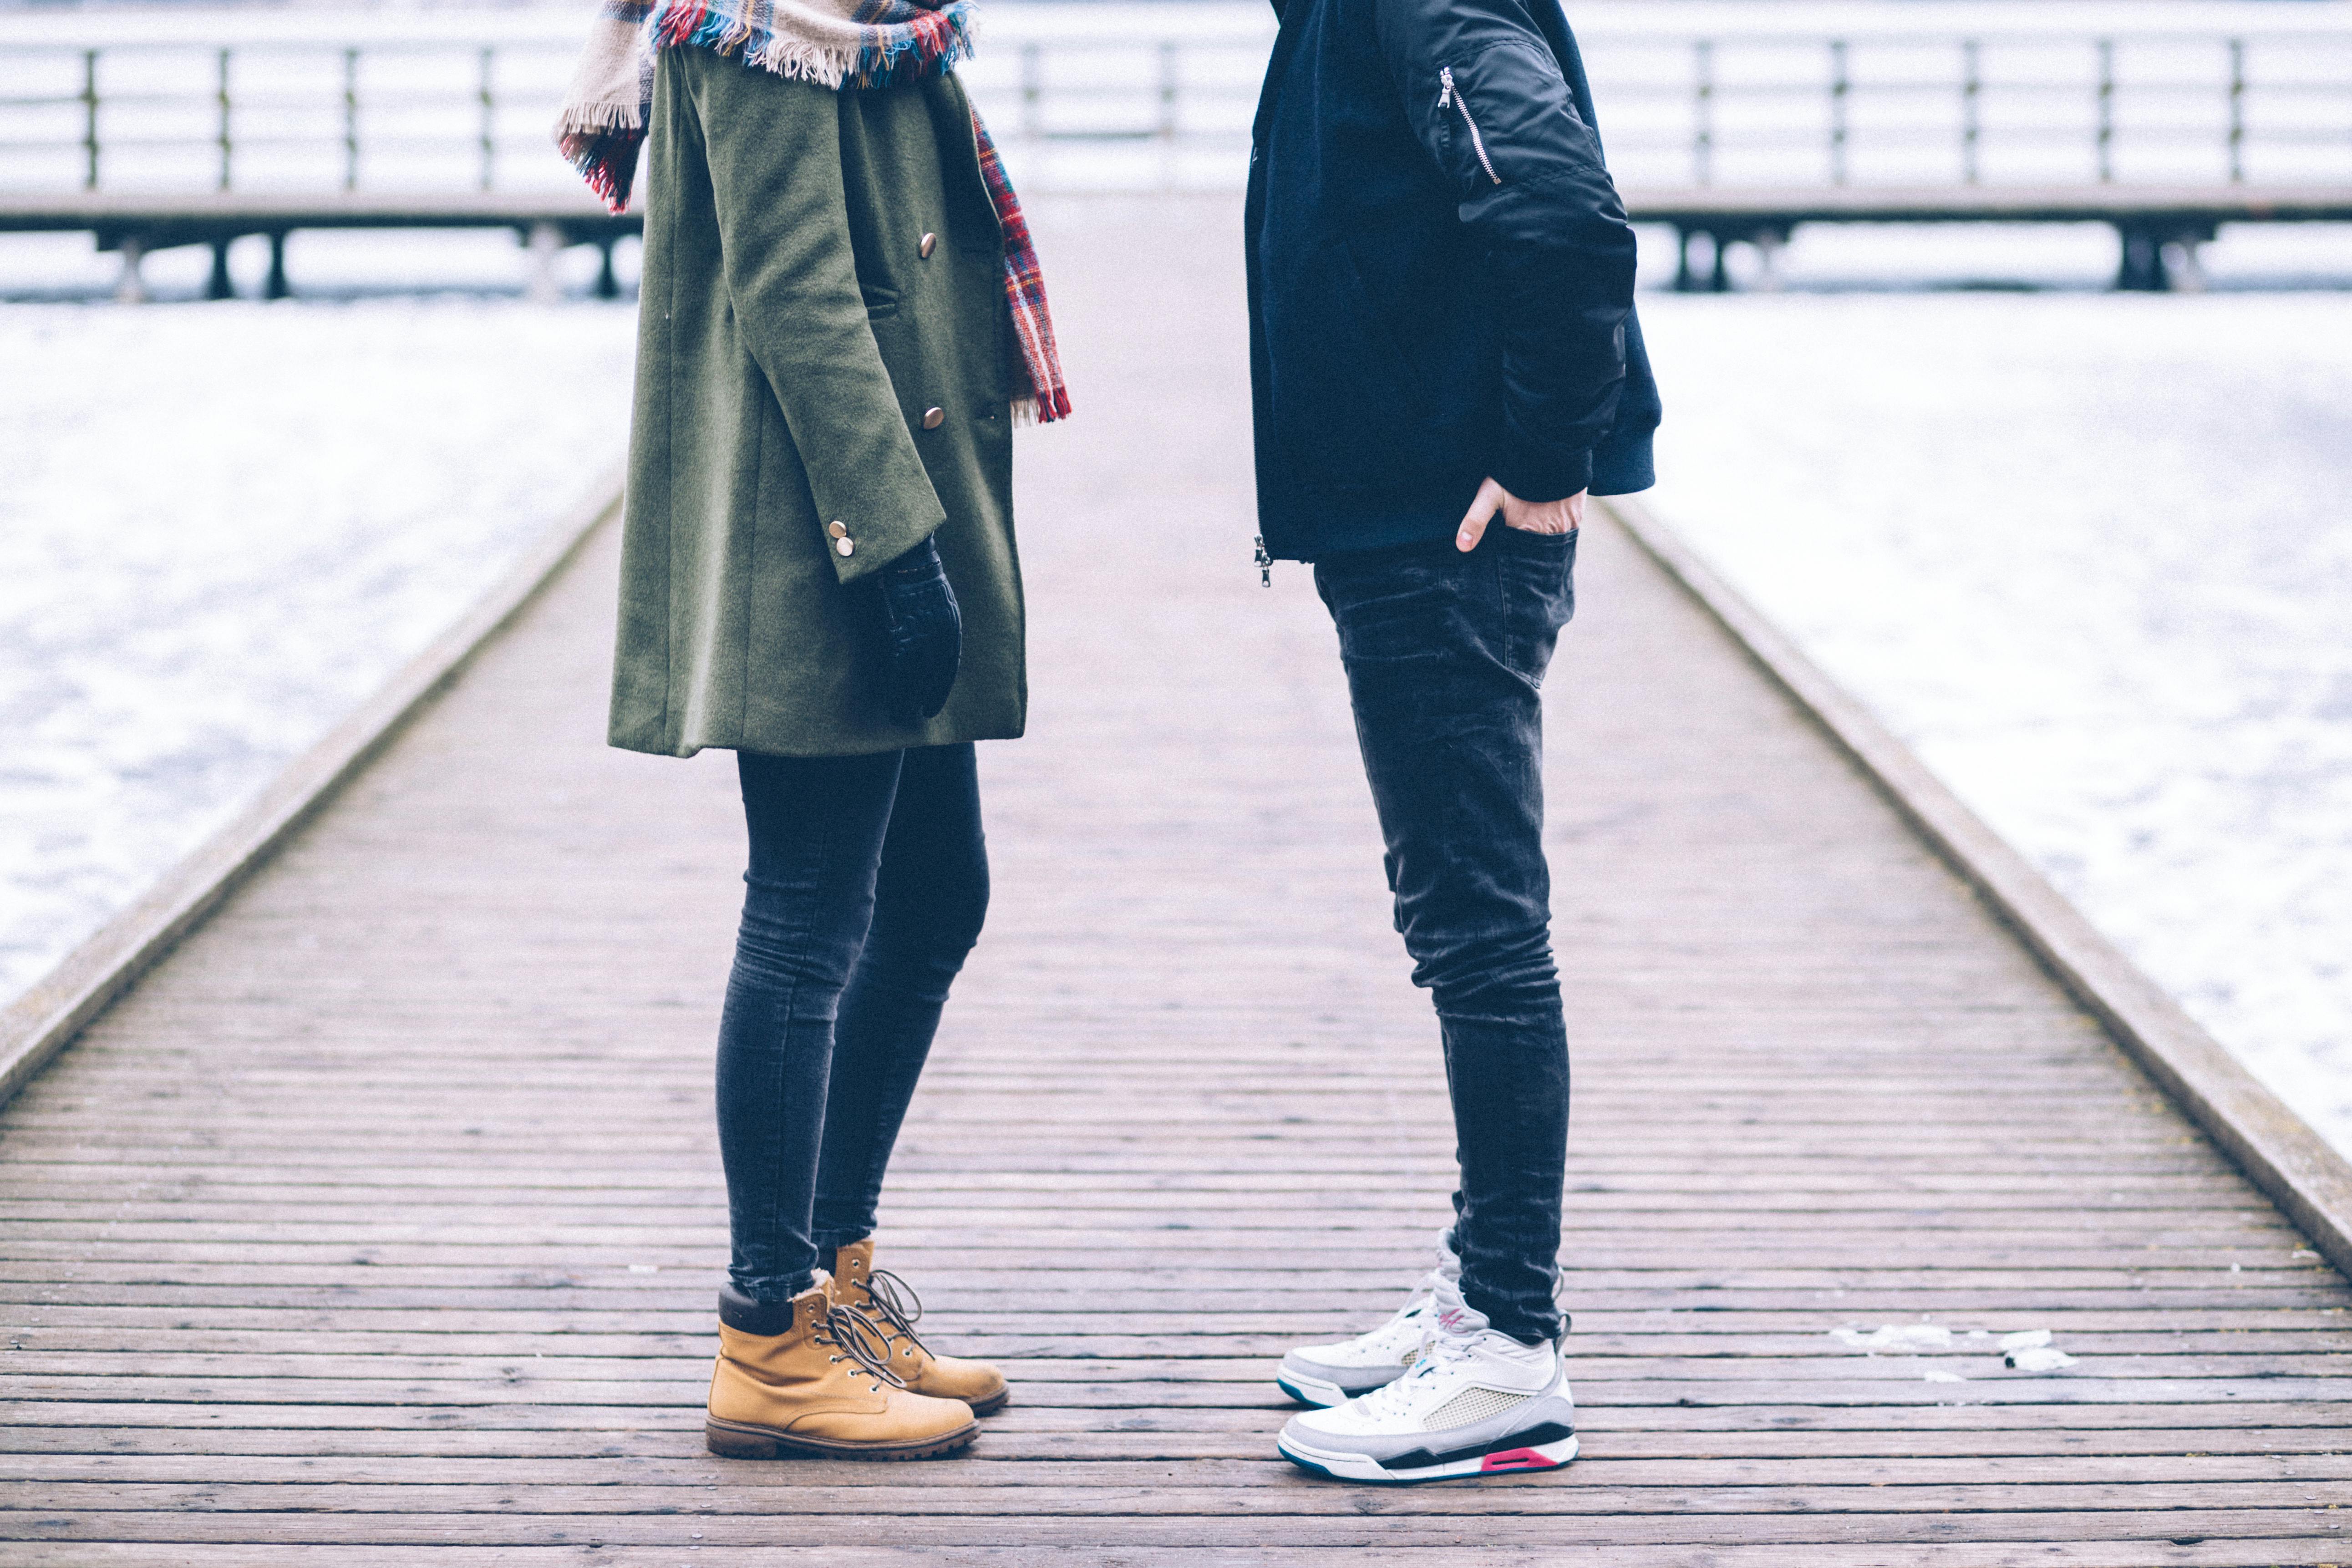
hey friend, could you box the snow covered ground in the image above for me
[0,299,636,1004]
[1635,288,2352,1157]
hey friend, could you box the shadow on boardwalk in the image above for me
[3,196,2349,1564]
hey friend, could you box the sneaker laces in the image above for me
[853,1268,934,1366]
[813,1302,909,1390]
[1353,1326,1481,1420]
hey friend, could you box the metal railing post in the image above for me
[2228,38,2246,185]
[1961,38,1981,186]
[478,47,496,192]
[2096,37,2115,184]
[1158,40,1179,142]
[1021,42,1042,144]
[1693,38,1713,187]
[1829,39,1849,186]
[343,48,360,191]
[216,47,233,192]
[81,49,99,191]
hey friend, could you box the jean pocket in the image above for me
[1498,528,1575,686]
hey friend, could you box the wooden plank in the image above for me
[1,1545,2342,1568]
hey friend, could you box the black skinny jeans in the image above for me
[1314,526,1577,1345]
[717,744,988,1304]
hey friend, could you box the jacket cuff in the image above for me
[1488,439,1595,506]
[813,493,947,584]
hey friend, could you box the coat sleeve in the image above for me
[1371,0,1638,502]
[687,54,947,583]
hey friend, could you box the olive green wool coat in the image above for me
[610,46,1026,758]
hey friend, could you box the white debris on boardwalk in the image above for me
[0,300,635,1004]
[1640,291,2352,1159]
[1831,1322,2080,1378]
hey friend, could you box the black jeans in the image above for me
[716,744,989,1304]
[1314,527,1577,1345]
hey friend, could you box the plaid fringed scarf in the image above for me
[555,0,1070,425]
[973,114,1070,424]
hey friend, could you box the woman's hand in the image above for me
[876,535,962,725]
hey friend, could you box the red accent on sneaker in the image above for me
[1480,1447,1563,1472]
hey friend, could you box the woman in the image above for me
[557,0,1069,1461]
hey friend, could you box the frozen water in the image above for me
[1636,289,2352,1158]
[0,299,635,1005]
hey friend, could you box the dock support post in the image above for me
[594,238,619,300]
[2114,226,2163,291]
[526,222,563,304]
[207,238,235,301]
[113,235,147,305]
[265,232,290,300]
[1676,229,1729,293]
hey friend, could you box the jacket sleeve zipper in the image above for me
[1437,67,1502,186]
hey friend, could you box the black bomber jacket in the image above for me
[1245,0,1661,561]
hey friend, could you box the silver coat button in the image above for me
[835,537,855,558]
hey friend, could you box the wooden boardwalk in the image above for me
[5,198,2351,1564]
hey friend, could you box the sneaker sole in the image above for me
[704,1416,980,1461]
[1276,1429,1578,1484]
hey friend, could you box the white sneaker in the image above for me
[1275,1232,1460,1408]
[1275,1278,1579,1483]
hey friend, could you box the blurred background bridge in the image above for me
[2,0,2349,296]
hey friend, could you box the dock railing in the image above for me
[1,3,2347,294]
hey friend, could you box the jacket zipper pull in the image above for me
[1254,535,1273,588]
[1438,67,1502,187]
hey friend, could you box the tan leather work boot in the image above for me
[704,1272,978,1460]
[831,1238,1011,1415]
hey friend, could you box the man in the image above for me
[1245,0,1660,1484]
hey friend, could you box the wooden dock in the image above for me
[4,197,2350,1564]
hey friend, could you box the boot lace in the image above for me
[854,1268,935,1366]
[813,1302,909,1390]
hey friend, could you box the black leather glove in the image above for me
[874,534,961,726]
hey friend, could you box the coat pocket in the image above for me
[1264,241,1448,490]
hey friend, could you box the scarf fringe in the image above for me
[561,123,649,213]
[655,1,974,91]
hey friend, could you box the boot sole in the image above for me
[705,1416,979,1461]
[967,1386,1011,1417]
